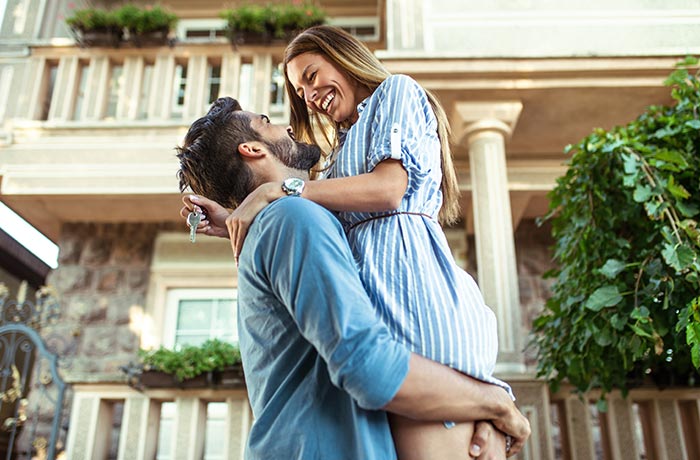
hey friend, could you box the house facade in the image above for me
[0,0,699,458]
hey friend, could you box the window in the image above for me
[176,19,228,42]
[328,17,380,41]
[269,63,286,120]
[171,61,188,118]
[203,402,228,460]
[12,0,29,35]
[0,66,13,122]
[156,401,229,460]
[137,62,154,120]
[163,288,238,349]
[205,60,222,109]
[237,59,253,110]
[155,402,175,460]
[104,63,124,120]
[38,61,58,121]
[72,61,89,120]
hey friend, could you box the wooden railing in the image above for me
[64,381,700,460]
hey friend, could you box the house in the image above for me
[0,0,698,458]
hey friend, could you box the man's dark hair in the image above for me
[176,97,260,208]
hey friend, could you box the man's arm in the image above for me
[255,198,529,453]
[385,353,530,455]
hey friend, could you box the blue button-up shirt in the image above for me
[237,197,411,460]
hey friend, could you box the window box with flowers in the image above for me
[122,339,244,389]
[115,4,179,47]
[221,2,326,47]
[65,4,179,48]
[65,8,122,48]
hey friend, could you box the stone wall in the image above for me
[46,221,175,382]
[514,219,557,368]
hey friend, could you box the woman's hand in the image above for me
[490,403,530,457]
[469,421,508,460]
[226,182,285,261]
[180,195,231,239]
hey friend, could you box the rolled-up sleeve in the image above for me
[366,75,435,195]
[254,198,410,409]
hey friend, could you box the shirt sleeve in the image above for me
[366,75,436,195]
[253,197,411,410]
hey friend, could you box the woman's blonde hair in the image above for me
[283,25,460,225]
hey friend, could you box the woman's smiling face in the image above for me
[286,52,370,124]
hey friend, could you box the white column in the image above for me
[454,101,524,372]
[48,55,80,121]
[117,395,160,460]
[183,55,208,120]
[117,56,145,120]
[81,56,110,120]
[172,396,207,460]
[149,54,175,119]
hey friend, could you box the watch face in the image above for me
[285,178,304,190]
[283,178,305,195]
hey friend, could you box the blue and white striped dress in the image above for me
[329,74,512,395]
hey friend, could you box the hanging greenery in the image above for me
[531,56,700,405]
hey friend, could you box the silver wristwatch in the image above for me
[281,177,305,196]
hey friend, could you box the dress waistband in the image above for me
[347,211,433,231]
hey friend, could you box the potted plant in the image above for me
[116,4,178,47]
[65,7,122,48]
[221,4,271,46]
[126,339,244,389]
[269,3,326,42]
[221,3,326,47]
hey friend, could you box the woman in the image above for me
[189,26,514,459]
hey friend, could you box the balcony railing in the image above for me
[17,43,289,131]
[64,382,700,460]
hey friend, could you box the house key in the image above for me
[187,209,202,243]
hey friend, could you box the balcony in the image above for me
[65,381,700,460]
[1,42,288,241]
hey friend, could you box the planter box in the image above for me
[139,365,245,389]
[74,28,123,48]
[128,28,172,48]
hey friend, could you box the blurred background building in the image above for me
[0,0,699,458]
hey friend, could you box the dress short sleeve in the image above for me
[366,75,437,195]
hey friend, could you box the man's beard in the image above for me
[266,137,322,172]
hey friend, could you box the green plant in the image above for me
[115,4,178,34]
[531,56,700,405]
[220,4,269,35]
[269,3,326,38]
[221,3,326,42]
[65,8,119,32]
[138,339,242,382]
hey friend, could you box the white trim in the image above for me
[176,18,228,42]
[327,16,380,41]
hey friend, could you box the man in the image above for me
[176,97,530,459]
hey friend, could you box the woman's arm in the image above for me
[302,160,407,212]
[228,159,408,258]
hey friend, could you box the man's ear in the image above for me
[237,141,266,159]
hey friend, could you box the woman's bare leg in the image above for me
[389,413,474,460]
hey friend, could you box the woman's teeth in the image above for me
[321,92,335,111]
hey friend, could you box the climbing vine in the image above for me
[532,56,700,402]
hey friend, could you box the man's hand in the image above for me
[469,422,508,459]
[180,195,231,239]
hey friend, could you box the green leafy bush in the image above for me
[532,56,700,402]
[115,4,178,34]
[138,339,242,382]
[221,2,326,42]
[65,8,119,32]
